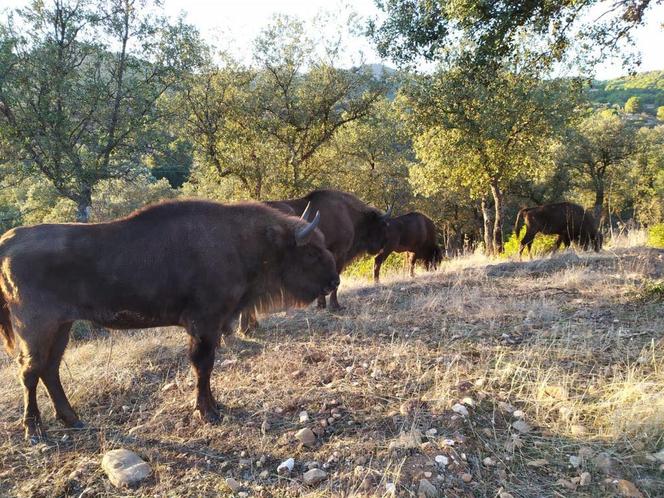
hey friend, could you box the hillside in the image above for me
[1,248,663,497]
[589,70,664,113]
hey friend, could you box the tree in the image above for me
[0,0,203,221]
[369,0,658,67]
[403,63,577,254]
[560,109,637,222]
[657,106,664,121]
[328,97,413,209]
[625,96,642,113]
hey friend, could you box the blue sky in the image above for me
[3,0,663,79]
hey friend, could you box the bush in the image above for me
[648,223,664,248]
[344,253,407,280]
[503,227,558,258]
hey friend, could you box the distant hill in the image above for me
[588,70,664,114]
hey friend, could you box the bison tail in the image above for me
[0,291,14,354]
[513,208,526,237]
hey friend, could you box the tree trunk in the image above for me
[481,197,493,255]
[75,188,92,223]
[593,182,604,228]
[490,181,505,254]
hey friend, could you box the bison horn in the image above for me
[295,210,321,245]
[381,204,393,220]
[300,202,312,221]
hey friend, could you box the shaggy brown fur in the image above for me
[0,200,338,442]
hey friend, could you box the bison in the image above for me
[513,202,602,258]
[373,212,442,283]
[265,189,391,309]
[0,200,339,442]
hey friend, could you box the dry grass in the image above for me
[1,247,663,497]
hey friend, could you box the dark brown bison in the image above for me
[373,212,442,283]
[265,189,391,309]
[514,202,602,257]
[0,200,339,442]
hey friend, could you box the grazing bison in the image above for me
[0,200,339,442]
[514,202,601,257]
[373,212,442,283]
[264,189,391,310]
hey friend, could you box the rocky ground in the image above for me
[0,247,663,497]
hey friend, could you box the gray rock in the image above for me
[295,428,316,447]
[303,468,328,486]
[101,449,151,488]
[418,478,439,497]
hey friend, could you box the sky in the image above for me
[2,0,663,79]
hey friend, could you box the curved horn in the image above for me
[381,204,393,220]
[295,210,321,244]
[300,201,312,221]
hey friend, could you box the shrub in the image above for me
[503,227,558,258]
[344,253,407,280]
[648,223,664,248]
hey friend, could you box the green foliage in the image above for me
[503,227,558,258]
[641,279,664,302]
[344,253,407,280]
[624,96,642,114]
[0,0,204,220]
[648,224,664,248]
[658,107,664,121]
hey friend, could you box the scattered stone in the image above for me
[512,410,525,418]
[299,411,309,423]
[424,471,432,478]
[499,492,514,498]
[483,457,496,467]
[295,428,316,447]
[569,455,582,468]
[385,482,397,495]
[615,479,644,498]
[101,449,151,488]
[306,461,320,470]
[441,438,455,446]
[452,403,469,417]
[512,420,531,433]
[259,470,269,479]
[526,459,548,467]
[225,477,241,493]
[388,429,422,451]
[426,428,438,437]
[461,397,475,407]
[418,478,439,497]
[219,359,238,369]
[556,478,577,491]
[593,452,613,474]
[435,455,449,466]
[579,472,591,486]
[303,468,327,486]
[461,473,473,483]
[277,458,295,475]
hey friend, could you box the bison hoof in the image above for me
[70,420,87,430]
[196,410,221,425]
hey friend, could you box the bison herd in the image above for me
[0,190,601,442]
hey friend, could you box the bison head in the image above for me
[363,206,392,255]
[269,210,339,304]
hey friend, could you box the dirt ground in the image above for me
[1,247,663,497]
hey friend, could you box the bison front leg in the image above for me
[41,324,83,429]
[188,334,221,424]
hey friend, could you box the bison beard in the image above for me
[0,200,339,442]
[514,202,601,258]
[373,212,442,283]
